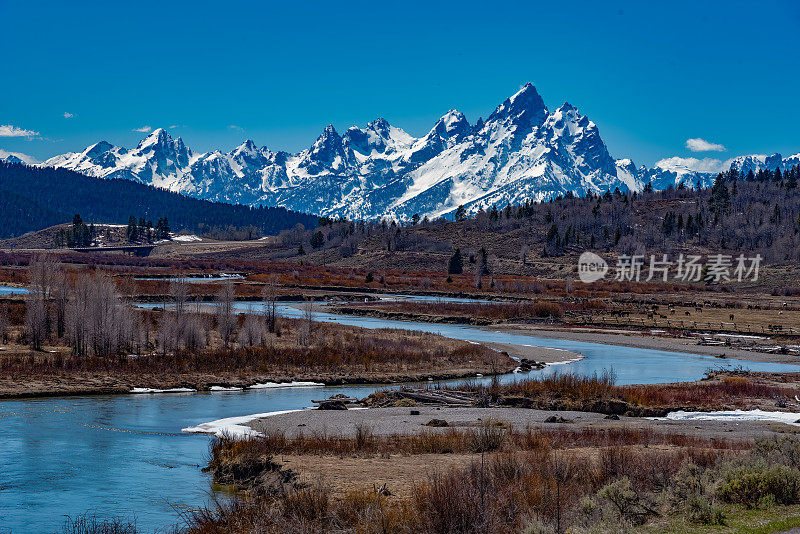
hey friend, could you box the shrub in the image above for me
[685,495,726,525]
[753,435,800,468]
[531,301,562,318]
[717,460,800,508]
[60,514,137,534]
[521,519,555,534]
[469,419,509,453]
[596,477,657,526]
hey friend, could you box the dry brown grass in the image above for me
[195,426,748,534]
[622,374,797,408]
[338,300,564,322]
[0,316,510,393]
[450,371,799,415]
[212,424,744,460]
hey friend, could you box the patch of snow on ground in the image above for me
[546,354,585,366]
[209,386,243,391]
[662,409,800,425]
[130,387,196,394]
[713,333,768,340]
[182,410,301,438]
[172,234,203,242]
[247,381,324,389]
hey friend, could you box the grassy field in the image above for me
[638,505,800,533]
[195,418,800,534]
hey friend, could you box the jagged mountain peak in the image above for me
[42,83,800,222]
[232,139,258,155]
[84,141,115,157]
[321,124,339,136]
[420,110,470,147]
[435,109,469,132]
[488,82,548,126]
[302,124,347,170]
[311,124,342,151]
[137,127,170,147]
[366,117,390,133]
[729,153,784,174]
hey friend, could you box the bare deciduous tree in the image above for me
[0,302,8,344]
[66,273,138,357]
[238,312,267,347]
[170,276,189,318]
[25,254,59,350]
[299,297,314,347]
[216,280,236,348]
[262,275,279,334]
[52,268,69,339]
[520,244,530,265]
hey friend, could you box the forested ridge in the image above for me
[267,165,800,271]
[0,161,317,239]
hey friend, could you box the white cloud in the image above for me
[686,137,726,152]
[0,149,40,164]
[655,156,731,174]
[229,124,244,131]
[63,112,74,119]
[0,124,39,138]
[132,125,152,133]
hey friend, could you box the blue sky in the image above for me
[2,0,799,167]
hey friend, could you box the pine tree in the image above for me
[478,247,490,275]
[546,224,559,243]
[787,168,797,189]
[709,174,731,214]
[310,230,325,249]
[447,248,463,274]
[126,215,138,242]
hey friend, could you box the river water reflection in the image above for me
[3,291,800,532]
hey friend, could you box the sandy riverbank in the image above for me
[232,405,800,502]
[488,323,800,364]
[246,406,800,441]
[479,341,582,364]
[248,405,800,443]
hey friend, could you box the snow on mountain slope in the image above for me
[41,84,799,220]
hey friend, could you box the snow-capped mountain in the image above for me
[41,83,799,220]
[641,151,800,191]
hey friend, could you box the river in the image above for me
[3,293,800,532]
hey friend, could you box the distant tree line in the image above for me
[452,164,800,264]
[0,161,317,239]
[195,223,262,241]
[21,256,286,357]
[126,216,171,243]
[274,164,800,272]
[54,215,95,247]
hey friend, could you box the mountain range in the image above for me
[36,83,800,220]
